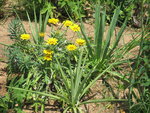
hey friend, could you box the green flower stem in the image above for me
[0,42,10,47]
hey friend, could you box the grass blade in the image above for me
[80,99,128,105]
[102,7,120,60]
[55,58,70,95]
[80,22,93,57]
[43,11,50,32]
[108,18,127,57]
[94,5,106,60]
[33,6,39,43]
[7,86,67,101]
[107,70,129,83]
[26,11,37,44]
[80,62,118,98]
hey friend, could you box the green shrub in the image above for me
[12,0,93,20]
[57,0,86,20]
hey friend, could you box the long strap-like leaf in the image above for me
[7,86,67,101]
[102,7,120,60]
[56,58,71,95]
[94,5,106,60]
[80,22,93,57]
[26,11,37,44]
[33,6,39,44]
[80,98,128,105]
[80,61,120,98]
[108,18,127,58]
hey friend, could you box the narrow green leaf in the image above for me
[75,67,96,101]
[33,6,39,43]
[94,5,106,60]
[67,58,75,104]
[0,42,10,47]
[108,18,127,57]
[26,11,37,44]
[107,70,129,83]
[7,86,66,101]
[74,50,86,102]
[39,13,43,32]
[56,58,70,95]
[43,11,50,32]
[102,7,120,60]
[81,62,118,97]
[80,99,128,105]
[80,22,93,57]
[63,106,71,113]
[38,0,42,3]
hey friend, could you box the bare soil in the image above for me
[0,17,140,113]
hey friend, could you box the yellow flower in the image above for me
[43,50,54,55]
[63,20,73,27]
[70,24,80,32]
[76,38,86,46]
[66,44,77,51]
[43,54,52,61]
[48,18,59,24]
[39,32,45,37]
[43,49,54,61]
[20,34,30,40]
[46,38,58,45]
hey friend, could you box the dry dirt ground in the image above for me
[0,17,140,113]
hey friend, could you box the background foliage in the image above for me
[0,0,5,19]
[10,0,149,26]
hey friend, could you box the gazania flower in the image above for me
[43,54,52,61]
[66,44,77,51]
[46,38,58,45]
[76,38,86,46]
[70,24,80,32]
[43,50,54,55]
[48,18,59,24]
[20,34,30,40]
[39,32,45,37]
[63,20,73,27]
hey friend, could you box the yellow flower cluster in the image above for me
[70,24,80,32]
[43,55,52,61]
[46,38,58,45]
[66,44,77,51]
[48,18,80,32]
[63,20,73,27]
[20,34,30,40]
[43,49,54,61]
[76,38,86,46]
[43,50,54,54]
[39,32,45,37]
[48,18,59,24]
[65,38,85,51]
